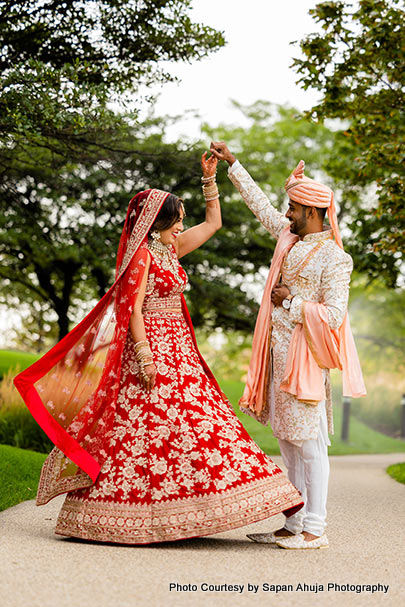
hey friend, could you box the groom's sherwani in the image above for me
[228,161,353,444]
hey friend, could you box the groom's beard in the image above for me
[289,218,306,235]
[289,206,308,236]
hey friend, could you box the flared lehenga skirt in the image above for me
[55,310,302,543]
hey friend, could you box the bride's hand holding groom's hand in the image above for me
[175,150,221,259]
[201,151,217,177]
[209,141,236,166]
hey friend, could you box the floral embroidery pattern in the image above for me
[56,245,303,543]
[229,162,353,442]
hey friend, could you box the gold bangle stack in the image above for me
[202,174,219,202]
[134,340,153,381]
[201,173,216,183]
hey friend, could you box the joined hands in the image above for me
[209,141,236,166]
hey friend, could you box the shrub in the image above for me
[0,350,39,380]
[0,369,52,453]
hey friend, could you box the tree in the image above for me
[0,1,223,92]
[0,0,225,170]
[0,115,199,339]
[0,0,225,341]
[292,0,405,287]
[1,102,339,342]
[349,276,405,375]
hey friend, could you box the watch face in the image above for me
[282,298,291,310]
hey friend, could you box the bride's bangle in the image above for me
[201,173,216,184]
[202,181,219,202]
[134,340,153,365]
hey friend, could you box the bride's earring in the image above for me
[151,230,161,241]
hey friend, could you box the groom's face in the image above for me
[286,199,308,235]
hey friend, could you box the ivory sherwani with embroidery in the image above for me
[228,161,353,444]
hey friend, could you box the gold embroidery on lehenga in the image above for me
[55,474,300,544]
[53,237,303,542]
[36,448,93,506]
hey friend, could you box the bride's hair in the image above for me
[149,194,185,233]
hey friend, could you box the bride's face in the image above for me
[159,209,185,246]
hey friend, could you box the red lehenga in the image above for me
[15,189,302,544]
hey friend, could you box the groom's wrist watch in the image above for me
[282,294,293,310]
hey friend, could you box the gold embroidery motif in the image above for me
[143,295,182,312]
[118,190,169,277]
[55,474,301,544]
[281,239,330,284]
[229,163,353,442]
[36,448,93,506]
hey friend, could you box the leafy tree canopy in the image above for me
[0,0,225,343]
[0,0,224,165]
[292,0,404,283]
[0,0,223,90]
[1,102,338,342]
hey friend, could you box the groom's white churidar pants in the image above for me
[278,401,330,537]
[269,365,330,537]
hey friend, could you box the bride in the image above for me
[14,151,302,543]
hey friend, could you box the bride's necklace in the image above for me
[149,237,170,258]
[148,237,181,283]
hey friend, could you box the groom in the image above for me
[210,142,365,549]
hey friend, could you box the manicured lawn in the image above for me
[386,462,405,485]
[0,349,40,378]
[0,444,46,511]
[220,380,405,456]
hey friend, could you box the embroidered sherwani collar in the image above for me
[302,229,333,243]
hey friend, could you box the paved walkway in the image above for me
[1,453,404,607]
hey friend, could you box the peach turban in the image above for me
[285,160,343,249]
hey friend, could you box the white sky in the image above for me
[1,0,324,347]
[148,0,322,138]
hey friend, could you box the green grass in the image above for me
[0,349,40,378]
[0,444,47,511]
[386,463,405,485]
[220,380,405,456]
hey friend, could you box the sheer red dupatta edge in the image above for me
[13,189,170,505]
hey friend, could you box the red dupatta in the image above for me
[14,189,170,505]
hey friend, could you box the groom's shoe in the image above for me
[275,533,329,550]
[246,531,297,544]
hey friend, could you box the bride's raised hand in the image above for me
[175,151,221,258]
[201,151,217,178]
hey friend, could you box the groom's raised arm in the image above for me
[210,142,289,240]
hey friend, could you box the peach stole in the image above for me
[280,303,366,404]
[239,226,298,418]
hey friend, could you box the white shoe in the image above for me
[275,533,329,550]
[246,532,297,544]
